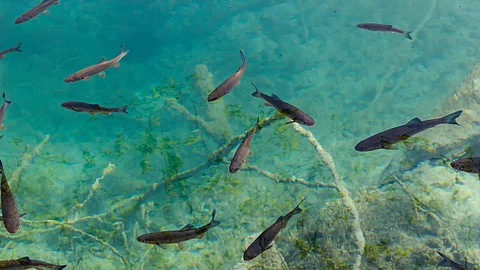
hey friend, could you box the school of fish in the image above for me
[0,1,475,269]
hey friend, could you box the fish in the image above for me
[355,110,462,152]
[357,23,412,40]
[0,43,22,60]
[64,44,129,82]
[229,118,260,173]
[0,256,66,270]
[137,209,221,249]
[207,50,246,102]
[61,101,128,115]
[450,157,480,179]
[15,0,60,24]
[243,199,304,261]
[0,160,20,234]
[251,83,315,126]
[436,251,475,270]
[0,93,12,130]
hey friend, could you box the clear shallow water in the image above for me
[0,0,479,269]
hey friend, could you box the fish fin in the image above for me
[442,110,462,126]
[382,142,398,150]
[43,10,49,16]
[84,76,92,81]
[196,233,205,239]
[264,245,273,252]
[292,199,305,215]
[251,83,262,98]
[239,50,245,61]
[284,120,295,125]
[19,213,27,218]
[209,209,221,228]
[98,57,106,64]
[404,31,412,40]
[270,94,282,101]
[437,251,455,267]
[115,106,128,114]
[178,243,186,250]
[235,80,241,86]
[54,0,60,4]
[180,223,195,231]
[3,92,12,105]
[120,43,125,52]
[264,102,272,106]
[248,150,253,156]
[113,62,120,68]
[0,125,6,130]
[403,140,414,150]
[41,0,50,3]
[88,112,96,116]
[406,117,423,127]
[18,257,32,265]
[99,71,106,79]
[10,42,22,52]
[0,135,3,140]
[275,216,284,223]
[55,266,67,270]
[158,244,168,250]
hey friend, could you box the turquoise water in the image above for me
[0,0,480,269]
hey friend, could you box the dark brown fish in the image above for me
[251,83,315,126]
[243,200,304,261]
[229,118,259,173]
[436,251,475,270]
[137,209,220,248]
[64,44,129,82]
[0,43,22,60]
[0,160,20,234]
[0,256,66,269]
[0,93,12,130]
[207,50,246,102]
[15,0,60,24]
[355,110,462,152]
[357,23,412,40]
[451,157,480,179]
[61,101,128,115]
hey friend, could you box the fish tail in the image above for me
[442,110,462,125]
[437,251,455,267]
[240,50,245,62]
[292,199,305,215]
[120,43,129,56]
[209,209,221,228]
[10,42,22,52]
[255,117,261,130]
[115,105,128,114]
[251,83,262,98]
[404,31,412,40]
[55,265,67,270]
[2,92,11,105]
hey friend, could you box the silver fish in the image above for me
[207,50,246,102]
[0,93,12,130]
[0,160,20,234]
[244,200,304,261]
[0,256,66,270]
[64,44,129,82]
[251,83,315,126]
[0,43,22,60]
[355,110,462,152]
[137,209,220,247]
[61,101,128,115]
[15,0,60,24]
[229,118,259,173]
[357,23,412,40]
[437,251,475,270]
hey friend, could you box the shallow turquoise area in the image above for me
[0,0,479,269]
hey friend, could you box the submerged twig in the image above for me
[10,134,50,187]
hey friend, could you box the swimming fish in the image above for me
[251,83,315,126]
[357,23,412,40]
[355,110,462,152]
[0,93,12,130]
[61,101,128,115]
[0,43,22,60]
[64,44,129,82]
[0,256,66,270]
[436,251,475,270]
[450,157,480,179]
[229,118,260,174]
[137,209,221,248]
[243,199,304,261]
[207,50,246,102]
[15,0,60,24]
[0,160,20,234]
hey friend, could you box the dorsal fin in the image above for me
[98,57,106,64]
[180,223,195,231]
[270,94,282,101]
[406,117,423,127]
[275,216,284,223]
[41,0,50,3]
[18,257,31,265]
